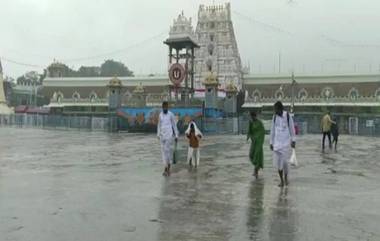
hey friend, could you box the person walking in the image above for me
[247,111,265,179]
[157,101,179,176]
[185,121,203,168]
[270,101,296,187]
[331,118,339,151]
[321,112,335,150]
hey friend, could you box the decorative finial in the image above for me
[108,76,122,87]
[133,82,145,94]
[203,71,218,85]
[225,80,238,93]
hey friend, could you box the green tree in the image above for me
[47,62,77,77]
[39,69,47,83]
[17,71,41,85]
[77,66,101,77]
[100,59,134,77]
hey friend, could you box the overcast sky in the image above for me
[1,0,380,78]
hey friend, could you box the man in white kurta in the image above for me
[270,101,296,187]
[157,102,179,176]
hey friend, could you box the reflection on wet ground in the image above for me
[0,128,379,241]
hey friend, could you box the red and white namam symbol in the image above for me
[169,63,186,86]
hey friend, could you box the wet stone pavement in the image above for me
[0,127,380,241]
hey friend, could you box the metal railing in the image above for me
[0,114,116,132]
[49,98,108,104]
[239,113,380,137]
[246,96,380,104]
[2,113,379,136]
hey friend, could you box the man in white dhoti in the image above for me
[270,101,296,187]
[157,101,179,176]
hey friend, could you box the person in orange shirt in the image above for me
[185,121,203,168]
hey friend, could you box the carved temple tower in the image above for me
[194,3,242,96]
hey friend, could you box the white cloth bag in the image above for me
[289,148,298,166]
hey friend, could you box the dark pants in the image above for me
[332,135,338,150]
[322,131,332,149]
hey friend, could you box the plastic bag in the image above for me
[289,148,298,166]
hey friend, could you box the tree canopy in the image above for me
[17,71,42,86]
[100,59,134,77]
[77,66,101,77]
[46,59,134,78]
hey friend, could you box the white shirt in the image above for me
[157,111,179,140]
[270,111,296,151]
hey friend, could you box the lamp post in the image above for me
[34,85,37,106]
[291,72,296,113]
[29,82,33,106]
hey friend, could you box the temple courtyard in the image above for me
[0,127,379,241]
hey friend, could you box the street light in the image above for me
[291,72,296,113]
[34,84,37,106]
[29,82,33,106]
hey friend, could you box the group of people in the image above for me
[157,101,202,176]
[247,101,296,187]
[156,100,339,187]
[156,100,297,187]
[247,107,341,186]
